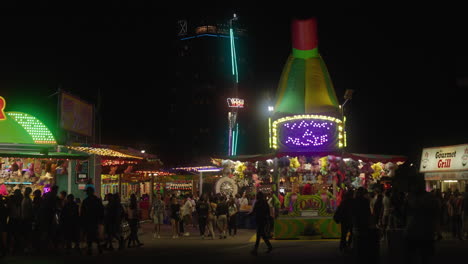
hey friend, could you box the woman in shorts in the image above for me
[151,193,165,239]
[170,197,181,239]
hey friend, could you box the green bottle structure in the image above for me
[271,18,344,153]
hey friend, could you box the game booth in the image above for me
[211,18,407,239]
[0,96,90,198]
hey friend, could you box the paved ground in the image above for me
[2,223,467,264]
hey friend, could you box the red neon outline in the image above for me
[0,96,5,120]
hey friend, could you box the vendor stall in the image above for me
[420,144,468,192]
[0,96,90,197]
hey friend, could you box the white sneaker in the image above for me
[153,233,157,239]
[172,235,176,239]
[157,235,161,239]
[184,232,190,237]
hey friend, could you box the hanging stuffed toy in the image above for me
[319,157,328,176]
[289,157,300,172]
[385,162,398,177]
[371,162,383,180]
[235,162,247,179]
[302,183,312,195]
[360,163,374,188]
[328,155,340,172]
[298,156,307,172]
[311,157,320,174]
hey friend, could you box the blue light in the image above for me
[180,34,236,41]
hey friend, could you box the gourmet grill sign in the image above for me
[420,144,468,173]
[227,98,244,108]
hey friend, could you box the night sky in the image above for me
[0,10,465,166]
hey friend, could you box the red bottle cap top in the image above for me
[291,17,318,51]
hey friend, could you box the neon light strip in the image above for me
[268,117,272,148]
[230,28,235,76]
[4,182,32,185]
[231,130,236,156]
[230,28,239,83]
[234,123,239,155]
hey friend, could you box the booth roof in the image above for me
[214,152,407,163]
[0,149,89,160]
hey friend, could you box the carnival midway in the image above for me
[0,15,467,263]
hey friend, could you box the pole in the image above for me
[199,171,203,197]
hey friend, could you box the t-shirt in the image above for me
[196,201,209,217]
[216,201,228,216]
[181,200,193,216]
[171,203,180,219]
[228,204,237,217]
[152,199,165,215]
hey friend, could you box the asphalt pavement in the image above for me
[2,223,467,264]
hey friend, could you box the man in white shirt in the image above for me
[181,195,193,236]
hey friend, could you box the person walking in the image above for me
[404,185,438,264]
[463,186,468,240]
[381,189,392,241]
[228,198,238,237]
[21,187,33,254]
[433,189,444,240]
[127,194,143,248]
[206,196,216,240]
[216,196,228,239]
[61,194,80,254]
[170,196,181,239]
[452,192,464,240]
[0,195,8,257]
[81,186,104,255]
[103,193,122,251]
[31,190,42,253]
[351,187,372,263]
[150,193,165,239]
[250,191,273,256]
[180,195,193,237]
[334,189,354,252]
[195,196,209,239]
[7,189,23,255]
[38,185,59,253]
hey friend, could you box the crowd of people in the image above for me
[0,185,276,258]
[334,184,468,263]
[0,184,145,257]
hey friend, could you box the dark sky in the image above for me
[0,10,465,166]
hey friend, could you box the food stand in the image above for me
[420,144,468,192]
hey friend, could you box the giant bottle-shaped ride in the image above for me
[272,18,344,153]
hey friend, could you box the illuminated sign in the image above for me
[420,144,468,173]
[227,98,244,108]
[7,112,57,144]
[272,115,343,152]
[0,96,5,120]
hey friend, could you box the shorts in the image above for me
[153,213,164,224]
[217,215,227,229]
[183,214,192,224]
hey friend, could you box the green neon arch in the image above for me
[0,111,56,144]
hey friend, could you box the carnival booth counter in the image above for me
[212,152,406,239]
